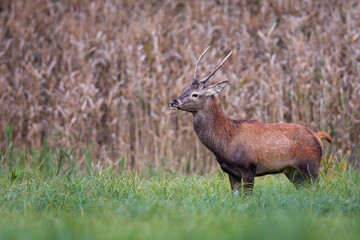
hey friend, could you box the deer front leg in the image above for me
[239,164,257,195]
[221,163,242,192]
[228,174,242,192]
[240,171,255,195]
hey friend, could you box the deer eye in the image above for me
[191,93,199,98]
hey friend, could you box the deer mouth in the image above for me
[170,106,180,110]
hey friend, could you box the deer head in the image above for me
[170,47,232,113]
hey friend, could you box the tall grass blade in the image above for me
[5,125,14,171]
[56,147,66,176]
[83,144,94,176]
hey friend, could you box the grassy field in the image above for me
[1,1,359,238]
[0,148,359,240]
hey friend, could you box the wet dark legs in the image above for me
[228,174,242,191]
[284,162,319,187]
[227,164,256,194]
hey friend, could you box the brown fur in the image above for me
[172,94,333,193]
[170,50,333,194]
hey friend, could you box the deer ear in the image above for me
[206,81,228,96]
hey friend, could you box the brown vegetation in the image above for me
[0,0,359,172]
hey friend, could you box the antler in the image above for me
[192,46,211,84]
[199,51,232,85]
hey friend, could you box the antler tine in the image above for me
[199,51,232,85]
[192,46,211,84]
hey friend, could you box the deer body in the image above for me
[170,47,332,193]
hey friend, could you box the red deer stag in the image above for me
[170,47,333,193]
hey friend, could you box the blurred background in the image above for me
[0,0,359,172]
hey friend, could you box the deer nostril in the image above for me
[170,99,179,107]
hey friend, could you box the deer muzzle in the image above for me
[169,99,180,110]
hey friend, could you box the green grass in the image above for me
[0,148,360,239]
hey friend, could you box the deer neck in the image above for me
[192,96,231,157]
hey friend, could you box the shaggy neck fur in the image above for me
[192,96,235,158]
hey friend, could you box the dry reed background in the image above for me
[0,0,360,172]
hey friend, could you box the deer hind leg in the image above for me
[284,162,319,187]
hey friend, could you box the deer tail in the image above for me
[315,131,333,144]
